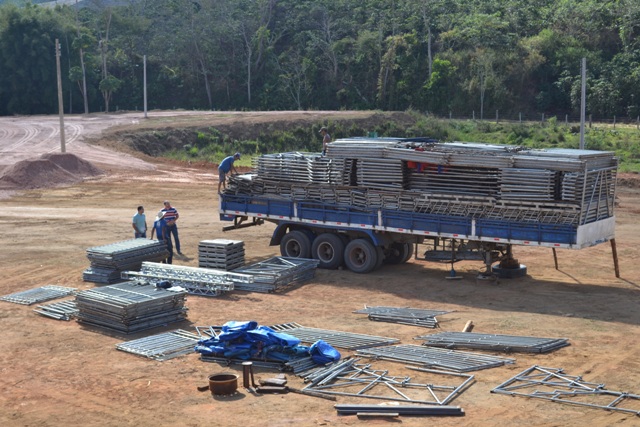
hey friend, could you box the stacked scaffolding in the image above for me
[232,257,319,293]
[75,280,188,334]
[198,239,245,270]
[83,239,169,284]
[223,138,617,228]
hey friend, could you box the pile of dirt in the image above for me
[0,153,104,190]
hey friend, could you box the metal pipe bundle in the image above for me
[33,299,79,320]
[416,331,570,353]
[353,305,450,329]
[1,285,77,305]
[356,344,514,372]
[270,322,400,350]
[116,329,200,360]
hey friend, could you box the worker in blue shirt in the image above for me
[217,152,241,194]
[150,211,173,264]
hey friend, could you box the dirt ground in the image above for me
[0,111,640,427]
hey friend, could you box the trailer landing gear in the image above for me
[445,263,462,280]
[491,246,527,279]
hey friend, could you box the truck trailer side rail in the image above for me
[220,194,615,249]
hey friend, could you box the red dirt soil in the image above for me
[0,153,104,189]
[0,111,639,427]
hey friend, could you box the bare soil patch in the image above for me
[0,112,639,427]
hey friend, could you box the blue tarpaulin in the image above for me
[195,320,340,364]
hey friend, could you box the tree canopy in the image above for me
[1,0,639,119]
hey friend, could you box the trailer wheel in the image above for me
[385,243,413,264]
[344,239,378,274]
[280,230,311,258]
[374,246,385,270]
[311,233,345,270]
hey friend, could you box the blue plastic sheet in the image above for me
[195,320,340,366]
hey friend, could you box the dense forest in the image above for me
[1,0,640,119]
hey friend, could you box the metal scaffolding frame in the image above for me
[116,329,200,361]
[270,322,400,350]
[415,332,570,353]
[492,365,640,415]
[1,285,77,305]
[301,358,475,405]
[353,305,451,329]
[356,344,515,372]
[33,299,79,320]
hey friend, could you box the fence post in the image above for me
[472,110,475,120]
[519,112,522,123]
[565,114,568,125]
[589,114,592,128]
[541,113,545,124]
[449,111,452,119]
[496,110,499,123]
[637,115,639,130]
[613,115,616,129]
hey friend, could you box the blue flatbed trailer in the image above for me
[219,139,619,275]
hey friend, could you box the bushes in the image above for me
[131,112,640,170]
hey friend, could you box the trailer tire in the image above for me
[385,243,413,264]
[280,230,312,258]
[311,233,345,270]
[374,246,385,270]
[344,239,378,274]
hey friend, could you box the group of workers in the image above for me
[131,201,181,264]
[130,126,331,264]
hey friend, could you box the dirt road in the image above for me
[0,112,639,427]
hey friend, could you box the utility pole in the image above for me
[55,38,66,153]
[579,58,586,150]
[143,54,148,119]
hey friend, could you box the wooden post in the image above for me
[610,238,620,278]
[552,248,558,270]
[462,321,474,332]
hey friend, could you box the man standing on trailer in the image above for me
[320,127,331,155]
[217,152,241,194]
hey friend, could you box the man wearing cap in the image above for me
[320,127,331,156]
[217,152,241,194]
[150,211,173,264]
[161,200,181,255]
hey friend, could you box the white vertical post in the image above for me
[580,58,586,149]
[55,39,66,153]
[143,54,148,119]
